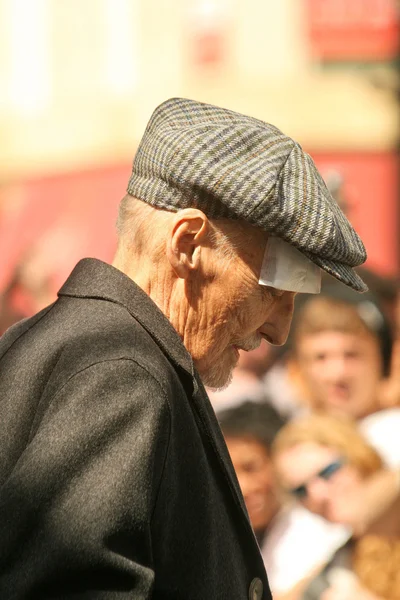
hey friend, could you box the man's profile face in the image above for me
[294,330,383,419]
[189,227,296,390]
[225,436,280,532]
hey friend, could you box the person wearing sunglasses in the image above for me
[286,458,346,503]
[218,402,348,600]
[272,414,400,600]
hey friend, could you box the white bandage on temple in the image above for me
[259,237,321,294]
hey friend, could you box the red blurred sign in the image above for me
[306,0,400,59]
[0,163,131,295]
[311,151,399,276]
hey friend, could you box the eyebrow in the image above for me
[262,286,285,298]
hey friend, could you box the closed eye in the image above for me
[262,286,285,298]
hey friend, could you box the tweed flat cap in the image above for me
[127,98,367,292]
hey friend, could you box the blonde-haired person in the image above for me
[290,295,390,415]
[283,294,400,469]
[272,414,400,600]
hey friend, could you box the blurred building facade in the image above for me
[0,0,399,319]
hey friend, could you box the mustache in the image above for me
[233,334,262,352]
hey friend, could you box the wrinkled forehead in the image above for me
[259,237,321,294]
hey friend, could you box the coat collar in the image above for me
[58,258,195,379]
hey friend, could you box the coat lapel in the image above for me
[59,258,253,530]
[190,374,252,520]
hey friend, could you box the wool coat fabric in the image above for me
[0,258,270,599]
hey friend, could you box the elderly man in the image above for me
[0,98,366,599]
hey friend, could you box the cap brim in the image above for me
[302,251,368,293]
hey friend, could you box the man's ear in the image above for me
[166,209,209,279]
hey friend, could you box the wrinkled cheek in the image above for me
[193,332,230,372]
[233,306,260,336]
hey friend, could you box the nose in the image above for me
[325,356,348,381]
[261,291,296,346]
[305,478,331,509]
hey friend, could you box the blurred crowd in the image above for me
[211,266,400,600]
[2,236,399,600]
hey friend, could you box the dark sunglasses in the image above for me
[287,458,345,500]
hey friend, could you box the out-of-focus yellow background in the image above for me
[0,0,399,329]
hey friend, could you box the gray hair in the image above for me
[116,194,173,254]
[116,194,247,268]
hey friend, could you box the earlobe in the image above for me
[166,209,208,279]
[166,242,190,279]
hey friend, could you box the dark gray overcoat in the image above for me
[0,259,270,599]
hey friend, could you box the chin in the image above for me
[251,516,270,532]
[195,345,239,390]
[205,372,233,392]
[200,360,234,390]
[197,359,235,391]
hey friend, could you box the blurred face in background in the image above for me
[274,441,363,522]
[294,330,383,420]
[225,436,280,533]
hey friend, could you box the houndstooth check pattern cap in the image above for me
[127,98,367,292]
